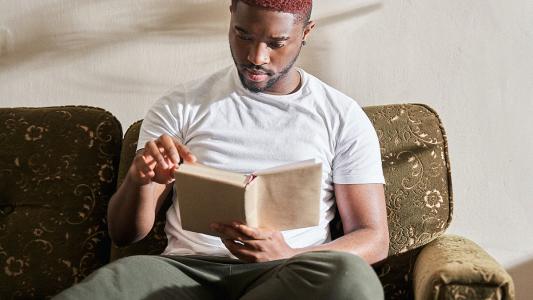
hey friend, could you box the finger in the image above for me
[221,239,257,261]
[221,238,248,251]
[138,169,155,180]
[157,135,182,166]
[158,134,197,164]
[133,154,154,174]
[132,155,158,182]
[145,140,169,169]
[231,222,270,240]
[211,223,246,241]
[173,141,197,163]
[129,156,156,184]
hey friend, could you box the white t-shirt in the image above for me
[137,65,385,257]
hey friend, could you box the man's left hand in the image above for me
[211,222,297,262]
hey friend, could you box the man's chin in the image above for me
[238,72,268,93]
[244,81,267,93]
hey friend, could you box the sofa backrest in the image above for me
[110,103,452,260]
[337,104,453,255]
[0,106,122,298]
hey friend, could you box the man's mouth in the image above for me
[242,68,271,83]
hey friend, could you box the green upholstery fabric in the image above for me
[366,104,452,254]
[332,103,453,299]
[413,235,515,300]
[0,106,122,299]
[331,104,452,254]
[2,103,509,299]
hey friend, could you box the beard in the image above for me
[230,45,302,93]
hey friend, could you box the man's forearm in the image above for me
[107,174,159,246]
[294,227,389,265]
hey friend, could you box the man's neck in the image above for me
[264,68,302,95]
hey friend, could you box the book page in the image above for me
[175,172,248,236]
[255,162,322,230]
[175,160,322,235]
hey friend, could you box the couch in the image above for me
[0,104,515,299]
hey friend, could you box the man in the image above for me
[55,0,389,299]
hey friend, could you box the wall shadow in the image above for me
[299,3,383,87]
[0,0,383,96]
[507,258,533,300]
[0,0,228,72]
[1,0,383,71]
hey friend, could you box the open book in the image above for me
[174,159,322,236]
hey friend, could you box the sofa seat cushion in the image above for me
[0,106,122,298]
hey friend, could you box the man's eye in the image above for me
[237,35,252,41]
[269,43,285,49]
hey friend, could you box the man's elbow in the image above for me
[109,229,148,248]
[377,234,389,261]
[110,233,131,248]
[108,226,130,248]
[373,226,390,262]
[107,221,146,248]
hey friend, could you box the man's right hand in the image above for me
[129,134,197,185]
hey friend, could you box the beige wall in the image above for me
[1,0,532,298]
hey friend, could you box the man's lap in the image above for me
[54,251,383,300]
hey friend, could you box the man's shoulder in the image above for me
[301,69,362,113]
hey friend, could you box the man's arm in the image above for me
[107,134,197,247]
[107,169,172,247]
[212,183,389,264]
[303,183,389,263]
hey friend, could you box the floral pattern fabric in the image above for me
[413,235,515,300]
[0,106,122,299]
[0,104,513,299]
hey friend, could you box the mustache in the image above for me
[241,64,274,76]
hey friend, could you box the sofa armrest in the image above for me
[413,235,515,300]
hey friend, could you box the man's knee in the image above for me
[288,251,384,299]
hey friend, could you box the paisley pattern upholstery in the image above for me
[413,235,515,299]
[0,104,513,299]
[369,104,452,254]
[0,106,122,299]
[374,247,422,299]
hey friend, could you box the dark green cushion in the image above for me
[0,106,122,298]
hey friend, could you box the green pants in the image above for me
[54,251,383,300]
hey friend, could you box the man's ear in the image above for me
[229,0,236,13]
[303,20,316,42]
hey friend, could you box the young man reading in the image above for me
[55,0,389,299]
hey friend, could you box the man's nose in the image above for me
[247,42,270,66]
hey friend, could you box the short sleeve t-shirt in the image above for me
[137,65,385,257]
